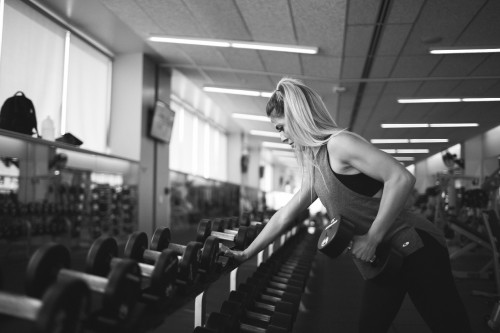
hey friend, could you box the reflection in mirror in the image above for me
[0,156,20,193]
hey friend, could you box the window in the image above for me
[0,0,112,153]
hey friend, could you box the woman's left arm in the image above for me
[328,133,416,261]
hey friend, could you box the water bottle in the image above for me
[41,116,55,141]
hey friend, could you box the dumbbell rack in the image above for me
[0,215,316,333]
[196,222,319,332]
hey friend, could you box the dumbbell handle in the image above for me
[240,323,266,333]
[246,309,271,322]
[254,300,275,312]
[0,292,40,321]
[144,249,161,262]
[59,268,107,293]
[168,243,187,255]
[211,231,235,242]
[224,229,238,235]
[111,258,154,278]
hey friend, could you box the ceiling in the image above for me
[38,0,500,166]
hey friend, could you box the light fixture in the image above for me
[381,123,478,128]
[381,149,429,154]
[204,86,272,98]
[272,150,296,157]
[262,142,292,149]
[371,139,410,144]
[398,97,500,103]
[149,36,230,47]
[462,98,500,102]
[429,47,500,54]
[149,35,318,54]
[381,124,428,128]
[429,123,478,128]
[231,113,270,122]
[397,98,461,103]
[250,130,280,138]
[409,139,448,143]
[395,156,415,161]
[371,139,448,144]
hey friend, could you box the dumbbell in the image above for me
[149,226,221,276]
[124,230,207,287]
[197,219,249,250]
[216,218,261,245]
[86,235,178,301]
[239,281,302,308]
[252,270,306,290]
[25,243,141,322]
[205,311,288,333]
[220,299,293,331]
[227,290,297,323]
[0,278,89,333]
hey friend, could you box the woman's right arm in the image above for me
[224,186,318,262]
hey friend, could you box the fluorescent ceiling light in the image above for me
[149,36,230,47]
[231,41,317,54]
[272,150,296,157]
[396,149,430,154]
[381,149,429,154]
[262,142,292,149]
[429,123,478,127]
[395,157,415,161]
[409,139,448,143]
[398,97,500,103]
[204,86,272,98]
[149,35,318,54]
[462,98,500,102]
[429,47,500,54]
[398,98,461,103]
[372,139,448,144]
[382,123,479,128]
[250,130,280,138]
[231,113,270,122]
[204,86,260,96]
[381,124,428,128]
[371,139,409,144]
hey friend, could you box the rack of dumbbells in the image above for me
[0,212,316,333]
[194,214,317,333]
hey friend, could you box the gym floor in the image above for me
[0,225,497,333]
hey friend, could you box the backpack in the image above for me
[0,91,39,137]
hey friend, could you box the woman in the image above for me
[224,77,472,332]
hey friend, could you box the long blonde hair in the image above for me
[266,77,345,192]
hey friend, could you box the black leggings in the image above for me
[358,230,472,333]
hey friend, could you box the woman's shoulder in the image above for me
[326,130,366,152]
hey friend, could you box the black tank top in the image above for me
[332,171,383,197]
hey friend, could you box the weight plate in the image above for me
[178,241,202,283]
[25,243,71,298]
[103,259,141,320]
[38,278,90,333]
[124,231,148,261]
[149,249,178,295]
[317,217,355,258]
[196,219,211,242]
[150,226,171,252]
[200,236,219,274]
[211,218,225,232]
[234,226,248,250]
[85,236,118,276]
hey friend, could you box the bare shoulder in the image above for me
[326,131,366,157]
[326,131,366,172]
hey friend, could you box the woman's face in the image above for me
[271,116,294,148]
